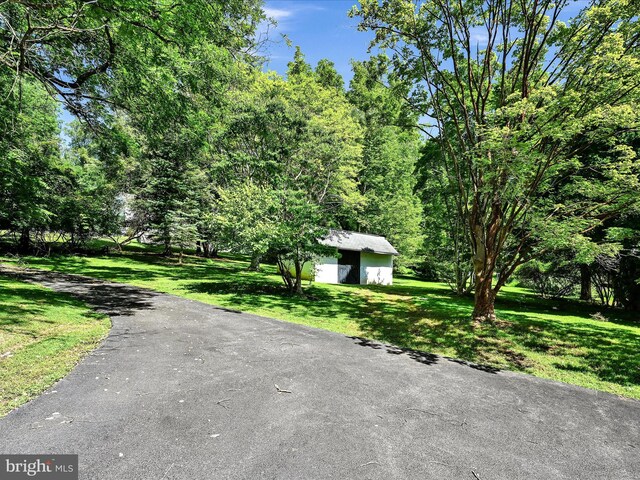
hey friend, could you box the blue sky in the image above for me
[259,0,499,85]
[260,0,589,85]
[261,1,373,86]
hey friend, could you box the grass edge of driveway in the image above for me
[0,273,110,417]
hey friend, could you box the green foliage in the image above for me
[167,210,199,263]
[346,56,424,269]
[0,0,265,118]
[416,141,473,291]
[352,0,640,320]
[0,0,265,256]
[516,258,579,299]
[287,46,314,79]
[0,75,60,243]
[315,59,344,91]
[215,183,279,260]
[215,182,335,292]
[213,64,363,292]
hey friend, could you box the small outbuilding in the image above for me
[306,230,398,286]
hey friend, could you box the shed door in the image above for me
[337,249,360,284]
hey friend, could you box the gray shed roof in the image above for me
[320,230,399,256]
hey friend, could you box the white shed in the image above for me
[307,230,398,286]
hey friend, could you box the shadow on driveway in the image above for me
[0,267,157,317]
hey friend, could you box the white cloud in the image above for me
[469,26,489,46]
[471,33,488,44]
[264,7,294,21]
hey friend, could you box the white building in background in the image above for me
[304,230,398,286]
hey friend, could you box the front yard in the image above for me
[1,246,639,399]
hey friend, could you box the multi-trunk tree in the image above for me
[353,0,640,322]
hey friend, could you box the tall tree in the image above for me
[347,56,424,269]
[315,59,344,90]
[0,0,265,256]
[214,65,363,293]
[0,73,60,252]
[100,1,263,256]
[416,140,474,293]
[287,46,314,78]
[353,0,640,322]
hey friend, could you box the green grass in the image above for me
[0,275,110,416]
[2,246,639,400]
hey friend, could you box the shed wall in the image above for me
[360,252,394,285]
[314,256,339,284]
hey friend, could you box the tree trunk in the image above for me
[294,259,303,295]
[471,219,498,323]
[18,228,30,253]
[163,235,171,256]
[276,256,294,291]
[469,197,506,323]
[580,264,592,302]
[178,248,183,264]
[249,253,261,271]
[202,242,217,258]
[473,275,496,323]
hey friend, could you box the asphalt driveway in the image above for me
[0,269,638,479]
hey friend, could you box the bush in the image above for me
[516,260,579,298]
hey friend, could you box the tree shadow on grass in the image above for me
[0,281,89,325]
[8,254,639,390]
[497,310,640,387]
[352,282,639,386]
[383,279,639,327]
[355,293,501,369]
[183,278,373,322]
[1,269,157,317]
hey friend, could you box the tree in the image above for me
[516,255,579,299]
[587,210,640,310]
[214,63,363,293]
[0,0,264,121]
[0,0,265,258]
[0,73,60,252]
[287,46,314,78]
[416,140,474,293]
[315,59,344,90]
[347,56,424,270]
[216,184,333,294]
[353,0,640,322]
[215,183,278,269]
[98,0,264,257]
[609,210,640,311]
[167,210,198,264]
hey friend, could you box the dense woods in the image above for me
[1,0,639,319]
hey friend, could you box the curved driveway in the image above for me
[0,269,638,479]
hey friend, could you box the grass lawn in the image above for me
[1,245,639,400]
[0,275,110,416]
